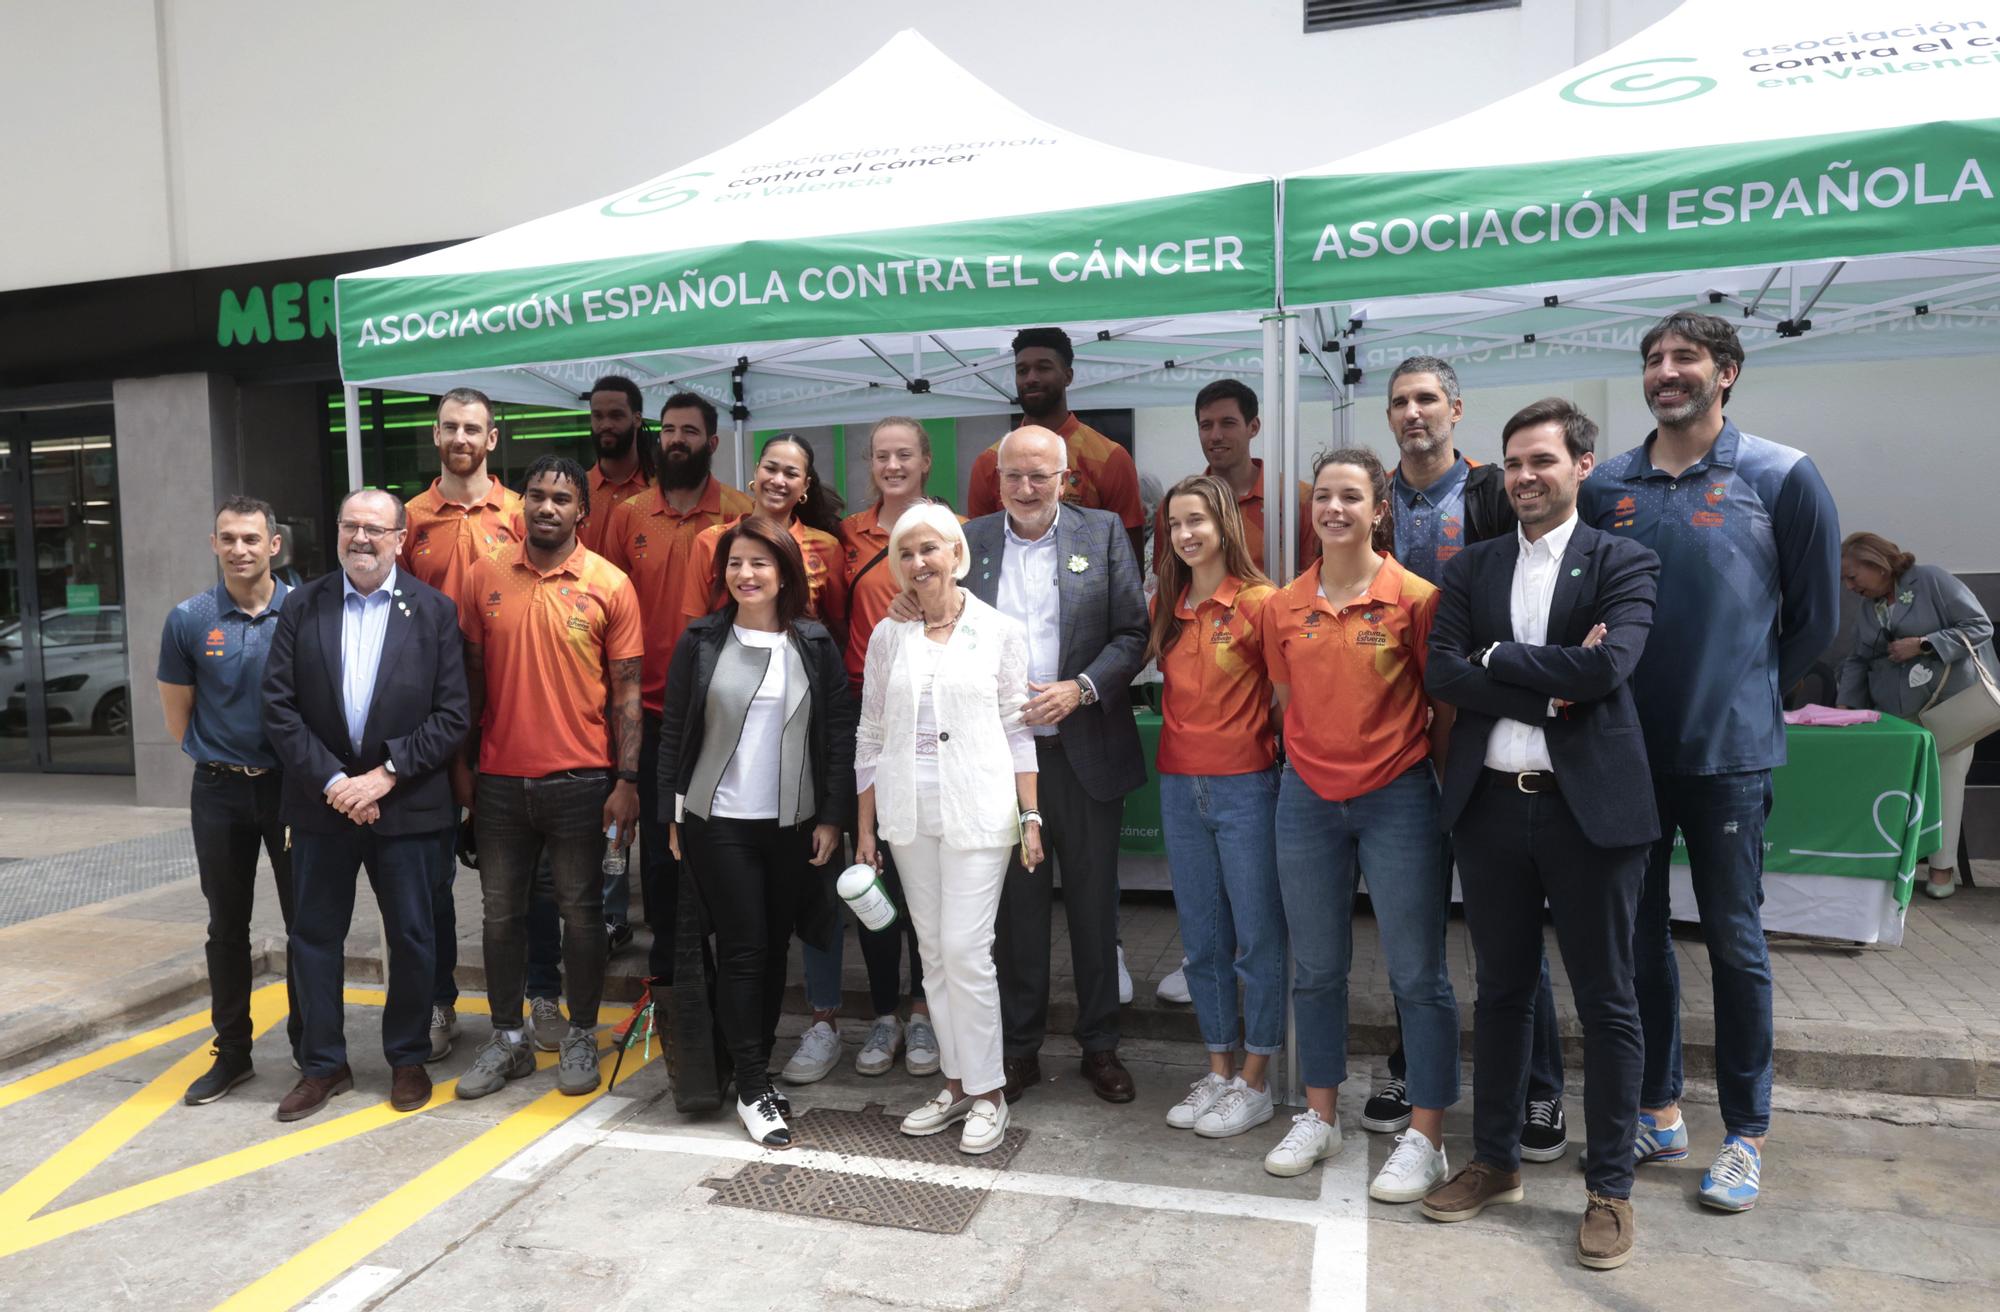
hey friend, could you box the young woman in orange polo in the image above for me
[680,434,849,644]
[1148,474,1286,1142]
[1260,447,1459,1201]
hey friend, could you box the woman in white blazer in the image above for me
[854,503,1043,1154]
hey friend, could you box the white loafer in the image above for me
[900,1088,974,1137]
[960,1096,1009,1155]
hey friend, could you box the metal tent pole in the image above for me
[1260,314,1284,582]
[342,385,364,490]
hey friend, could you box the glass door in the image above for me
[0,406,130,773]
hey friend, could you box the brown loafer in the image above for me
[390,1063,433,1113]
[1002,1055,1042,1104]
[1420,1161,1524,1222]
[1578,1191,1635,1270]
[1081,1050,1135,1103]
[276,1065,353,1122]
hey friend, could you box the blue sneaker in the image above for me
[1699,1136,1762,1211]
[1632,1111,1689,1164]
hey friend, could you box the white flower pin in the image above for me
[1897,589,1915,606]
[1067,554,1089,574]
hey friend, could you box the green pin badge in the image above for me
[1570,567,1583,577]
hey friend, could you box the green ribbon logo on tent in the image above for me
[1561,57,1717,108]
[602,172,713,218]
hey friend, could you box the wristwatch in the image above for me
[1076,675,1099,707]
[383,757,397,777]
[615,769,641,784]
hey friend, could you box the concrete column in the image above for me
[113,372,239,806]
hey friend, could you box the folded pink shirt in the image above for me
[1784,704,1881,727]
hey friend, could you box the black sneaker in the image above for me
[183,1047,254,1105]
[1361,1076,1412,1133]
[1520,1096,1569,1162]
[607,921,635,951]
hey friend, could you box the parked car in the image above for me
[0,605,128,737]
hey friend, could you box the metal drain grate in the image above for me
[702,1105,1028,1234]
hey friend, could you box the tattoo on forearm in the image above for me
[610,656,642,775]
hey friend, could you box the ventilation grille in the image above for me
[1305,0,1521,33]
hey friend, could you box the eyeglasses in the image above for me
[338,520,402,540]
[998,469,1062,489]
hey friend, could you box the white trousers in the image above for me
[893,828,1011,1098]
[1929,743,1976,872]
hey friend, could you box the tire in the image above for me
[93,687,130,737]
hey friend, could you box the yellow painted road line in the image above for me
[213,1042,659,1312]
[0,1005,639,1260]
[0,987,290,1226]
[0,982,289,1112]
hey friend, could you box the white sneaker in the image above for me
[781,1020,841,1085]
[1117,946,1134,1005]
[855,1015,903,1076]
[1264,1109,1341,1177]
[1166,1072,1231,1130]
[1195,1077,1275,1139]
[1156,959,1192,1005]
[960,1096,1009,1155]
[1370,1130,1449,1203]
[737,1089,792,1148]
[900,1087,974,1137]
[904,1013,941,1076]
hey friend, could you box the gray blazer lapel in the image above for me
[1055,509,1084,677]
[966,516,1004,606]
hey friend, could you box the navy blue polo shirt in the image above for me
[1391,456,1470,586]
[156,580,291,768]
[1579,421,1840,775]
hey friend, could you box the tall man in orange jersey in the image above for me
[456,456,644,1101]
[601,391,752,987]
[400,388,527,1062]
[577,374,654,556]
[966,327,1146,565]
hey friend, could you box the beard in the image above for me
[1646,371,1720,425]
[1395,423,1448,459]
[660,443,713,492]
[596,425,638,459]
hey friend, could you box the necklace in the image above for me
[923,591,966,632]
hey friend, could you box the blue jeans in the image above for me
[1635,769,1775,1137]
[1161,768,1286,1054]
[1275,762,1459,1107]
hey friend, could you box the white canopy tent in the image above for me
[1278,0,2000,541]
[335,30,1284,557]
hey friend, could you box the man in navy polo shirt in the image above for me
[1580,312,1841,1212]
[157,495,301,1105]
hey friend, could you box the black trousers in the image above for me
[189,766,301,1059]
[638,710,678,983]
[1456,772,1646,1198]
[683,814,810,1098]
[996,737,1124,1057]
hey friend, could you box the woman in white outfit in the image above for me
[854,504,1043,1154]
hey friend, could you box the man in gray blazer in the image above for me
[964,424,1148,1104]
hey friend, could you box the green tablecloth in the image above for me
[1669,715,1940,909]
[1122,710,1943,908]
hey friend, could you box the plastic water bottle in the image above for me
[837,862,898,931]
[602,823,627,878]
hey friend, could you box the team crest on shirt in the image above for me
[1440,517,1462,541]
[1705,482,1728,505]
[633,532,650,554]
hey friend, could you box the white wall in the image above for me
[0,0,1679,291]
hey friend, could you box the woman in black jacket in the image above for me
[660,516,855,1146]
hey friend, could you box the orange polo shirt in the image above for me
[401,477,524,605]
[1156,576,1278,776]
[459,542,644,778]
[601,477,754,713]
[680,517,850,641]
[966,413,1144,528]
[1261,552,1437,802]
[578,462,652,555]
[837,503,968,692]
[1152,459,1319,576]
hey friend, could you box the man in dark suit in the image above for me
[263,488,469,1122]
[963,424,1148,1104]
[1419,398,1661,1272]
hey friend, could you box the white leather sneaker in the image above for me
[1370,1130,1448,1203]
[1264,1109,1341,1177]
[1194,1077,1275,1139]
[1166,1072,1230,1130]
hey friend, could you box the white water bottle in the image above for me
[837,863,898,931]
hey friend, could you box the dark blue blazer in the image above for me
[262,568,469,836]
[1425,520,1662,850]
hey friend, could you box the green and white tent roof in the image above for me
[335,30,1274,421]
[1282,0,2000,393]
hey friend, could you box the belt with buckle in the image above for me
[201,761,272,777]
[1486,768,1557,795]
